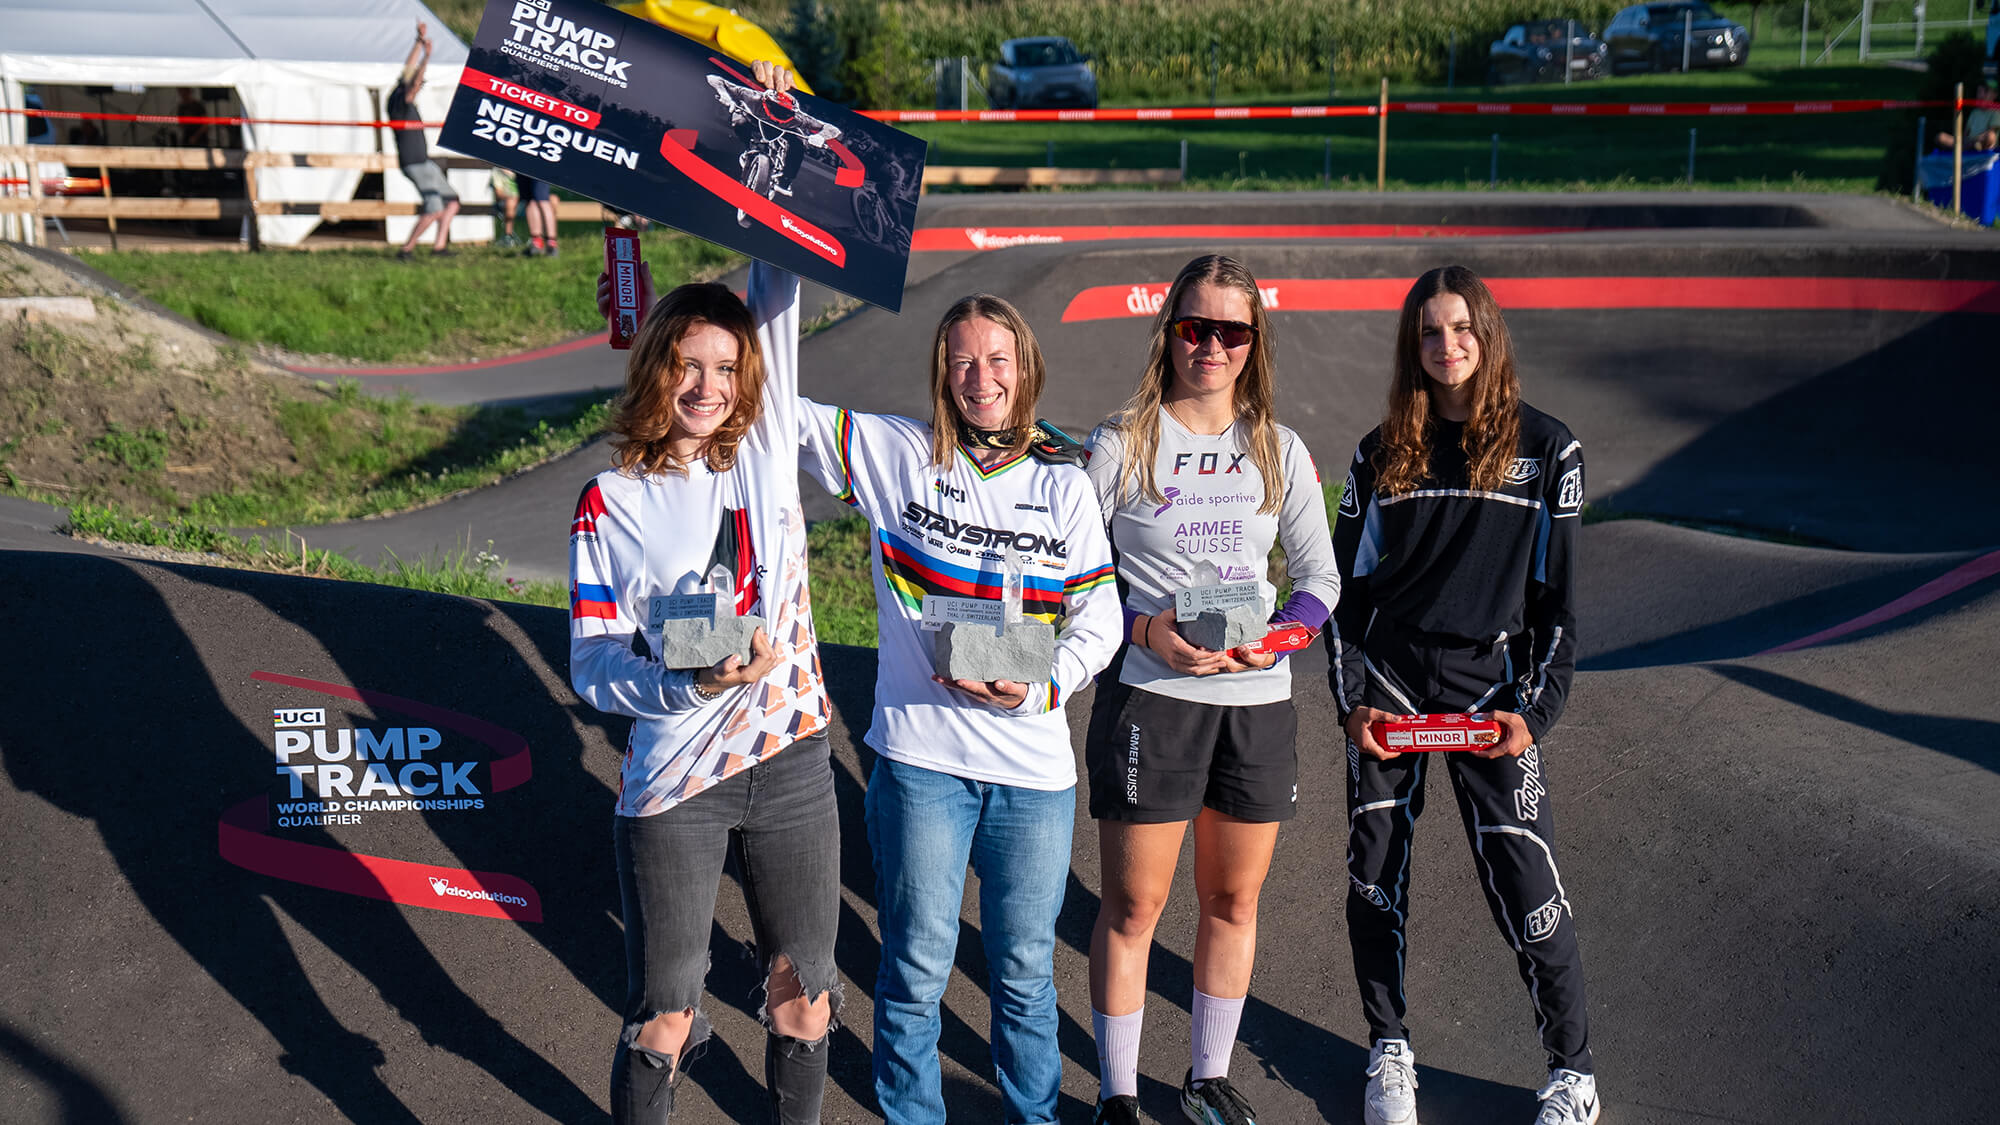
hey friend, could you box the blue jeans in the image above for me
[865,755,1075,1125]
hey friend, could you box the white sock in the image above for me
[1190,987,1245,1081]
[1092,1006,1144,1100]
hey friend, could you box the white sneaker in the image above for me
[1364,1039,1419,1125]
[1534,1069,1599,1125]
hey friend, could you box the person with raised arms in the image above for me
[1329,265,1599,1125]
[571,64,839,1125]
[597,61,1121,1125]
[1080,254,1340,1125]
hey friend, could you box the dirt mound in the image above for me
[0,244,319,514]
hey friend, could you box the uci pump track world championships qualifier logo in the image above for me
[214,671,542,922]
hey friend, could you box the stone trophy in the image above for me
[1174,560,1268,652]
[927,555,1056,685]
[649,564,766,670]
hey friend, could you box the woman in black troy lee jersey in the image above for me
[1328,265,1600,1125]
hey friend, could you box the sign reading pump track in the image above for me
[217,671,543,922]
[442,0,926,311]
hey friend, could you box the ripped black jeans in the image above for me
[611,733,842,1124]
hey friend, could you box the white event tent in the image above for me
[0,0,492,246]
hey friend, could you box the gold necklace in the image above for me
[1164,398,1230,437]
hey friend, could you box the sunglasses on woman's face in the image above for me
[1168,317,1257,349]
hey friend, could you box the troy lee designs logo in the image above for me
[900,500,1068,558]
[1524,895,1563,942]
[1352,876,1390,910]
[1515,745,1546,822]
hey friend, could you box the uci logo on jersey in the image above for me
[1504,457,1540,484]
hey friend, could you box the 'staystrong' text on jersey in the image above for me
[798,408,1121,790]
[1086,413,1340,707]
[1330,404,1583,740]
[568,264,829,817]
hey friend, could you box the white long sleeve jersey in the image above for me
[797,407,1121,790]
[569,264,829,817]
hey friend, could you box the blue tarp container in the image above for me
[1920,150,2000,227]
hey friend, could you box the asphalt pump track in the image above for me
[2,193,1996,1123]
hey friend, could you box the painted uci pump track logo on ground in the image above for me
[216,671,541,922]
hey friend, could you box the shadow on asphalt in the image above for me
[1707,662,2000,775]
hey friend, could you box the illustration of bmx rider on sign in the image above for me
[706,73,842,227]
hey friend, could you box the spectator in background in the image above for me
[176,88,210,147]
[390,20,460,260]
[491,166,520,248]
[1936,83,1999,152]
[518,174,559,257]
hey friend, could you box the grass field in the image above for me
[78,225,737,364]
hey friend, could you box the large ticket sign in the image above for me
[441,0,926,311]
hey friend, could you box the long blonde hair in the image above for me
[1375,265,1521,496]
[608,282,765,477]
[926,293,1048,467]
[1106,254,1283,515]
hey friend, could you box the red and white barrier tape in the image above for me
[4,98,1992,131]
[860,98,1995,124]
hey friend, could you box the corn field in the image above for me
[729,0,1637,99]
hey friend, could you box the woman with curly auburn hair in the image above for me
[1328,265,1599,1125]
[1081,253,1341,1125]
[572,79,839,1118]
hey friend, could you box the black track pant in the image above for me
[1339,621,1593,1073]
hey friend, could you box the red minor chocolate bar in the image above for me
[1234,622,1315,657]
[1369,713,1505,752]
[606,227,643,349]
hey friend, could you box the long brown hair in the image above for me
[1374,265,1521,496]
[608,282,766,477]
[927,293,1047,467]
[1106,254,1283,515]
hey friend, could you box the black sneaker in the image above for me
[429,248,455,259]
[1094,1094,1142,1124]
[394,248,414,261]
[1181,1069,1257,1125]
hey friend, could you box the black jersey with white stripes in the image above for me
[1329,402,1583,740]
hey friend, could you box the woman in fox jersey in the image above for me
[1329,265,1598,1125]
[571,200,836,1122]
[1080,254,1340,1125]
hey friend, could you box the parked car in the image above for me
[1488,19,1609,84]
[988,37,1098,110]
[1604,1,1749,73]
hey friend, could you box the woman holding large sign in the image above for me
[571,257,838,1121]
[1080,254,1339,1125]
[1328,265,1598,1125]
[597,61,1120,1124]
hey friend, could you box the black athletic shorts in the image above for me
[1085,674,1298,824]
[516,175,552,202]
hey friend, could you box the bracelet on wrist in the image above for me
[692,680,719,701]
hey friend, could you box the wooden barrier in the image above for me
[0,144,609,248]
[0,143,1182,247]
